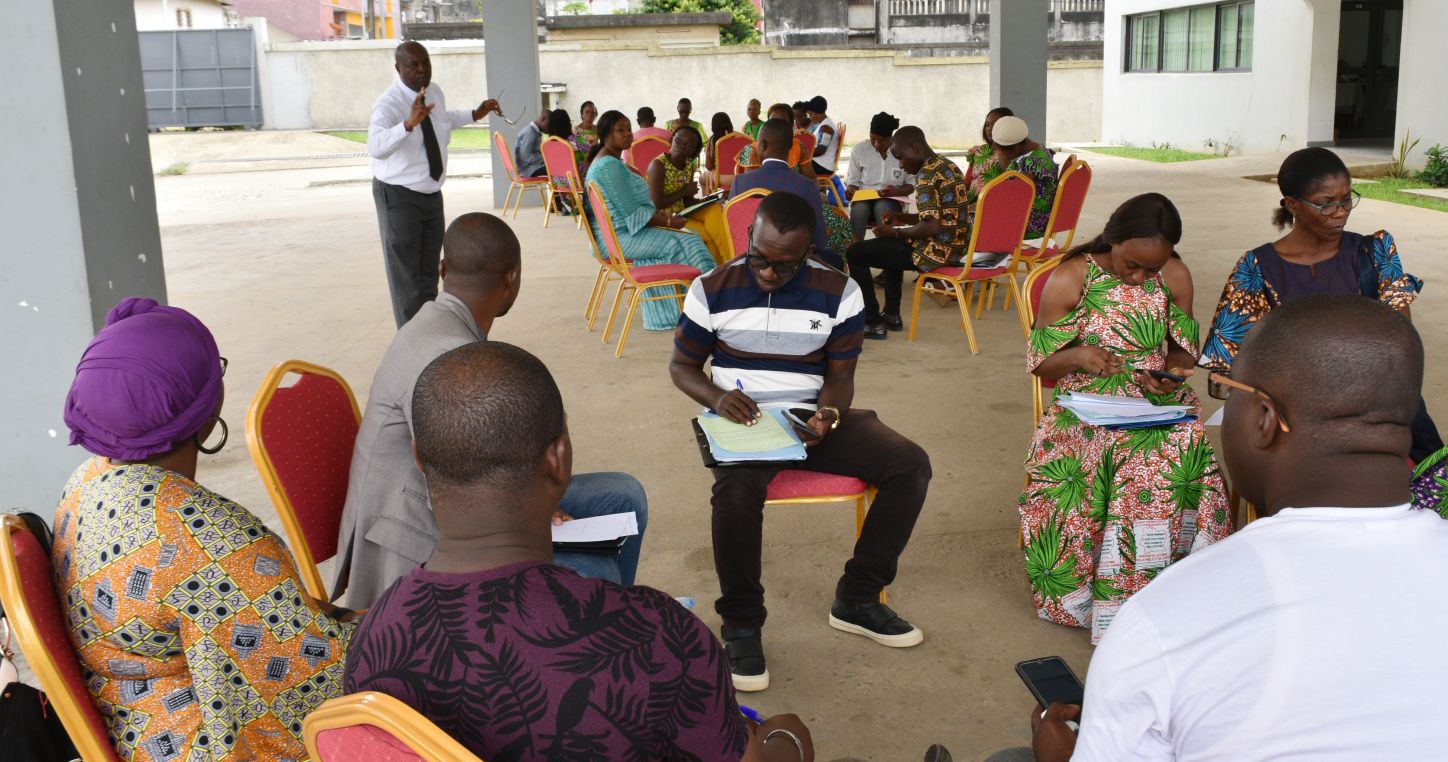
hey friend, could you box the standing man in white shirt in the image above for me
[844,111,915,242]
[369,41,499,327]
[1009,294,1448,762]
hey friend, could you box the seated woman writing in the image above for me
[586,109,716,330]
[1201,147,1440,463]
[1023,193,1231,643]
[648,125,730,264]
[54,297,355,761]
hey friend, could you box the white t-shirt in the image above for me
[1073,504,1448,762]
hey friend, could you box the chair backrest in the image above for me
[492,131,520,182]
[578,194,610,267]
[540,136,580,193]
[967,169,1036,263]
[305,692,482,762]
[245,360,361,602]
[1037,159,1092,259]
[0,514,120,761]
[587,181,638,282]
[715,132,753,176]
[723,188,771,261]
[1023,260,1063,409]
[627,136,669,175]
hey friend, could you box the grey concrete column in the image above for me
[989,0,1049,145]
[483,0,543,208]
[1,0,165,513]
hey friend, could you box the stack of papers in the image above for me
[1057,391,1195,430]
[695,409,807,464]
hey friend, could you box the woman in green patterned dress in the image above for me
[1022,193,1231,643]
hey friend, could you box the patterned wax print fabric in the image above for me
[975,147,1057,238]
[650,154,700,215]
[1200,230,1422,373]
[574,125,599,149]
[743,120,763,141]
[1411,447,1448,519]
[911,155,971,269]
[736,138,806,172]
[1021,256,1232,643]
[823,204,853,254]
[585,155,715,330]
[964,144,1001,201]
[53,457,354,762]
[344,561,750,761]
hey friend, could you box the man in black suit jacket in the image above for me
[729,118,842,270]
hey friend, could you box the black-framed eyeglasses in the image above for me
[1207,372,1291,433]
[220,356,228,376]
[1292,189,1361,216]
[745,252,802,279]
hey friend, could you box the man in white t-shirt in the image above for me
[1016,294,1448,762]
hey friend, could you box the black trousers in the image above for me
[373,178,444,328]
[710,409,931,629]
[845,237,917,320]
[849,198,901,241]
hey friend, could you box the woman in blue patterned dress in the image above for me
[585,109,716,331]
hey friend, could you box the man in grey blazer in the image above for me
[333,213,649,608]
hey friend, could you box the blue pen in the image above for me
[739,705,765,724]
[734,380,761,422]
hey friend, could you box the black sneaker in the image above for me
[720,626,769,692]
[923,744,954,762]
[882,313,904,331]
[863,321,889,340]
[828,598,924,647]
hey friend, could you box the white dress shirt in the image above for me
[1073,504,1448,762]
[844,139,914,193]
[368,77,477,194]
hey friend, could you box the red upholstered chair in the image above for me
[0,514,120,761]
[245,360,361,601]
[722,188,771,261]
[907,170,1036,354]
[305,692,481,762]
[713,131,753,192]
[765,470,885,603]
[587,181,702,358]
[1020,158,1092,271]
[492,131,548,219]
[626,136,669,176]
[1022,259,1063,426]
[579,196,628,332]
[540,136,585,230]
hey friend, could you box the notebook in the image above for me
[691,408,808,466]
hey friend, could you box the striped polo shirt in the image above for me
[674,256,865,407]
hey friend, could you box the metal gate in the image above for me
[139,29,262,130]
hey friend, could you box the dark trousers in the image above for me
[710,409,931,629]
[849,198,901,241]
[373,178,444,328]
[846,237,917,320]
[1412,397,1443,464]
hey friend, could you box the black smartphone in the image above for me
[784,408,822,440]
[1148,369,1187,383]
[1015,656,1084,709]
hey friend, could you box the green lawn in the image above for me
[1083,146,1222,163]
[322,127,493,150]
[1354,176,1448,214]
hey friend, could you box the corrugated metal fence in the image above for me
[139,29,262,129]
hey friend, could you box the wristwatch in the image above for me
[817,406,842,430]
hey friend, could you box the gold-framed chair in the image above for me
[492,131,548,219]
[765,470,885,603]
[722,187,772,261]
[540,136,585,230]
[304,691,482,762]
[245,360,361,602]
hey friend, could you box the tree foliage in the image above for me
[640,0,762,45]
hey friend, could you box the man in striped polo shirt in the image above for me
[671,192,932,692]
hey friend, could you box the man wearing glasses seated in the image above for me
[670,192,932,693]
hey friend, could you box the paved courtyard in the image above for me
[119,133,1448,759]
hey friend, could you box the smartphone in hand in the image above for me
[1148,368,1186,384]
[1015,656,1084,709]
[783,408,822,440]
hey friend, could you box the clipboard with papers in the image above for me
[679,191,727,217]
[691,408,808,467]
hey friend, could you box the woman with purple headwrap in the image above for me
[52,297,354,762]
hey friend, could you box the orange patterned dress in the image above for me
[53,457,355,761]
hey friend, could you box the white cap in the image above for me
[992,115,1029,146]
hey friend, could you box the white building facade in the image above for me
[134,0,237,31]
[1102,0,1446,169]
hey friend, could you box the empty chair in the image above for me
[492,131,548,219]
[723,188,771,261]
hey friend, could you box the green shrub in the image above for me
[1422,144,1448,189]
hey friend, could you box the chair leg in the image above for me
[585,265,608,322]
[571,188,585,230]
[542,187,554,228]
[907,277,926,342]
[976,281,990,319]
[601,281,629,344]
[502,183,517,217]
[1009,279,1030,338]
[532,184,549,213]
[955,282,980,355]
[587,272,615,332]
[614,288,644,358]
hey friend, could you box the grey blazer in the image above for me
[332,292,483,608]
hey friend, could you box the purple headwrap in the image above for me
[63,297,224,460]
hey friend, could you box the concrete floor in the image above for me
[121,135,1448,760]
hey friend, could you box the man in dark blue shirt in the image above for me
[730,118,842,270]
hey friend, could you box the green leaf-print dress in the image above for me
[1021,256,1231,643]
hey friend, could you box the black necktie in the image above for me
[420,115,443,181]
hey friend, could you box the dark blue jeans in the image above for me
[553,472,649,586]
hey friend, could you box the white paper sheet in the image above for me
[1205,406,1225,426]
[551,513,640,543]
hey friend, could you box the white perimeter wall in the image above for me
[1102,0,1339,154]
[261,40,1102,147]
[1395,0,1448,170]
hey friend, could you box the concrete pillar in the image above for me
[1,0,165,512]
[989,0,1049,145]
[484,0,543,208]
